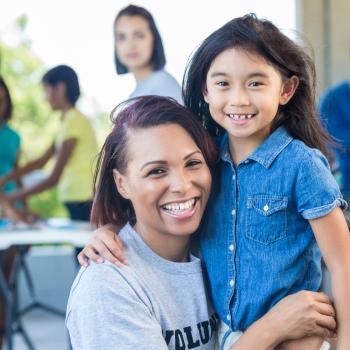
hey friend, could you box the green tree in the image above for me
[1,15,67,218]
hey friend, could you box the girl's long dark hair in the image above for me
[183,14,333,159]
[91,95,217,227]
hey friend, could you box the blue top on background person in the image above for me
[114,4,182,103]
[319,80,350,201]
[0,77,21,194]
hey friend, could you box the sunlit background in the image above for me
[0,0,296,114]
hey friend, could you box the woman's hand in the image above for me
[264,291,336,345]
[77,224,128,267]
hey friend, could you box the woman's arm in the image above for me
[5,139,76,203]
[229,291,336,350]
[310,207,350,350]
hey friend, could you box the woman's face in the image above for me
[43,82,65,110]
[114,123,212,241]
[0,87,8,121]
[114,15,154,72]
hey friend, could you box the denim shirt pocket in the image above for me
[246,195,288,244]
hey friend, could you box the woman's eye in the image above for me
[147,168,166,176]
[186,160,202,168]
[135,32,145,39]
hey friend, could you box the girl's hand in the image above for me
[77,224,128,268]
[264,291,336,345]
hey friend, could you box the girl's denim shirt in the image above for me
[199,127,347,332]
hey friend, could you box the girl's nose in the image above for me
[229,86,250,106]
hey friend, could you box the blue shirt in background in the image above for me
[199,127,346,331]
[319,81,350,199]
[0,123,20,193]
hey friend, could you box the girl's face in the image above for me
[0,87,8,121]
[204,48,297,144]
[115,15,154,72]
[114,124,211,242]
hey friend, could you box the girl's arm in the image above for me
[229,291,336,350]
[310,207,350,350]
[77,224,128,267]
[5,139,76,203]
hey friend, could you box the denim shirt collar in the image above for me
[219,126,294,168]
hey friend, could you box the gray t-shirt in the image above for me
[129,69,183,104]
[66,223,217,350]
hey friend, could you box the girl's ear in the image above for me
[203,87,210,104]
[280,76,299,105]
[113,169,130,199]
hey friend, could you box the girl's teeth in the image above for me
[228,114,254,120]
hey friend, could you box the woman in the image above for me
[114,5,182,103]
[67,96,336,350]
[0,65,98,221]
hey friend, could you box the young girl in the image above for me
[67,96,336,350]
[80,15,348,349]
[114,5,182,103]
[0,65,98,221]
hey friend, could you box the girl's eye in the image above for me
[216,81,228,87]
[248,81,263,87]
[147,168,166,177]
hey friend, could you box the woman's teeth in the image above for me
[227,114,255,120]
[163,198,196,212]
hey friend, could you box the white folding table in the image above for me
[0,222,94,350]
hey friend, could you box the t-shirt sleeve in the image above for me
[66,264,169,350]
[295,149,348,220]
[60,114,81,142]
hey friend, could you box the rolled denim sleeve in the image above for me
[296,149,348,220]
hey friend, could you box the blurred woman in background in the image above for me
[114,4,182,103]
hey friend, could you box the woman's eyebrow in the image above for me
[140,150,201,170]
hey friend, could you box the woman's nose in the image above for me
[169,171,191,193]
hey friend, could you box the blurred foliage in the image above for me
[0,15,109,218]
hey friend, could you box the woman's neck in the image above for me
[134,221,191,263]
[131,64,154,82]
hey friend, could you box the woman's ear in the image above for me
[113,169,130,199]
[280,75,299,105]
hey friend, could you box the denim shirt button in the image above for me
[229,244,234,251]
[226,314,231,321]
[263,204,269,212]
[244,159,249,164]
[231,209,236,216]
[229,279,234,287]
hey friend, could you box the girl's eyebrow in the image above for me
[246,72,269,79]
[140,150,202,170]
[209,71,269,79]
[209,71,229,78]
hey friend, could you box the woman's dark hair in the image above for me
[114,4,166,74]
[91,95,218,227]
[183,13,332,158]
[0,76,13,122]
[42,65,80,105]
